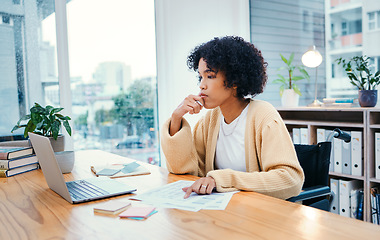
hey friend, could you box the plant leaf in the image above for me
[51,107,64,115]
[51,120,61,140]
[280,54,288,64]
[63,120,72,136]
[288,53,294,65]
[293,85,302,96]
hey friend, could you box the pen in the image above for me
[195,100,204,107]
[90,166,99,177]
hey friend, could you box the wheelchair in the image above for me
[287,128,351,211]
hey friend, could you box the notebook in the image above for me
[28,133,136,204]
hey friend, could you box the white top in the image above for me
[215,103,249,172]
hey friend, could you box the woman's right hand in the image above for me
[169,95,204,136]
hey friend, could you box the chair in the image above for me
[287,129,350,211]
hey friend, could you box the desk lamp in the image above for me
[302,46,323,107]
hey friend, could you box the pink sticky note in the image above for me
[119,206,156,218]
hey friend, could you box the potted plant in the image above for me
[11,103,72,151]
[336,55,380,107]
[273,53,310,107]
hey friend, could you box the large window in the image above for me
[0,0,57,138]
[65,0,159,164]
[249,0,325,106]
[2,0,160,165]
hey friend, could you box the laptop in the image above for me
[28,133,136,204]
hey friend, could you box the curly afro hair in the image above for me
[187,36,268,99]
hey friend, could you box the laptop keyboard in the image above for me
[66,180,110,201]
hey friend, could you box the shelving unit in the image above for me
[277,106,380,223]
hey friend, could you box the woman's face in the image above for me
[198,58,237,109]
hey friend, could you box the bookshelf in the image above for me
[277,107,380,223]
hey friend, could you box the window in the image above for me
[65,0,159,165]
[0,0,57,139]
[368,10,380,31]
[368,12,375,30]
[341,22,347,35]
[2,0,160,166]
[369,57,380,75]
[249,0,326,106]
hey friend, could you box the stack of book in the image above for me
[321,98,358,108]
[0,146,39,178]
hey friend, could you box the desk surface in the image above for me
[1,150,380,240]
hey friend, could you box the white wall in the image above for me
[155,0,250,167]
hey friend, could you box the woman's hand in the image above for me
[169,95,204,136]
[182,177,216,199]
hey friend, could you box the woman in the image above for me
[161,36,304,200]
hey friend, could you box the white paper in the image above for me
[131,180,237,212]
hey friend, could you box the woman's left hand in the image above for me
[182,177,216,199]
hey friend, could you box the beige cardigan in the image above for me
[161,100,304,199]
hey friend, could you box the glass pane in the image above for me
[0,0,58,140]
[66,0,159,165]
[369,22,375,30]
[368,12,375,20]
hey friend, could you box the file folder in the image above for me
[333,138,342,174]
[330,178,339,214]
[351,131,362,176]
[375,133,380,179]
[342,134,351,175]
[339,179,361,218]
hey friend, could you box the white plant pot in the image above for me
[281,89,299,107]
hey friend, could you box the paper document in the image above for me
[131,180,237,212]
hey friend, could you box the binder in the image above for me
[326,130,334,172]
[376,132,380,179]
[330,178,339,214]
[339,179,361,218]
[316,128,325,143]
[292,128,300,144]
[350,188,363,219]
[351,131,362,176]
[333,138,342,174]
[342,133,351,175]
[300,128,308,144]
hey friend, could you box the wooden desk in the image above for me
[1,150,380,239]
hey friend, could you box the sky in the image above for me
[42,0,157,82]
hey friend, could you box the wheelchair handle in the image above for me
[326,128,351,143]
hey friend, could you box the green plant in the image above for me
[336,55,380,90]
[273,53,310,96]
[11,103,72,140]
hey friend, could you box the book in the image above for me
[0,146,33,160]
[94,201,131,215]
[370,185,380,224]
[91,161,150,178]
[322,102,353,108]
[119,206,156,219]
[0,154,38,170]
[322,98,355,103]
[0,163,39,178]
